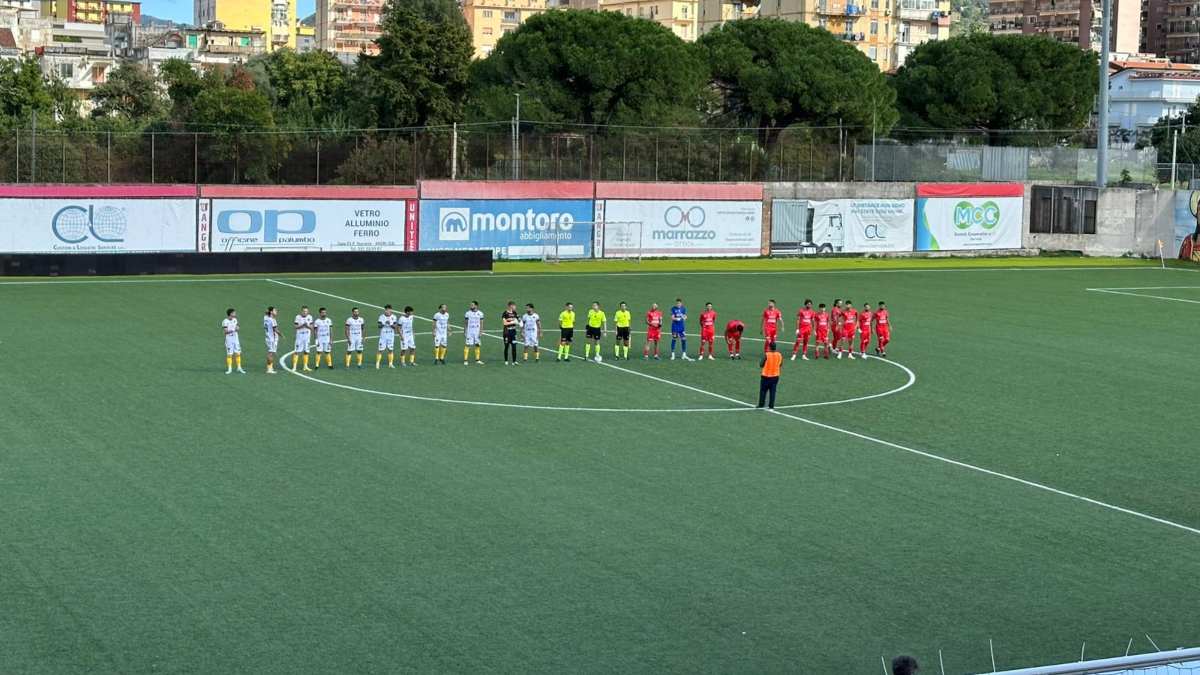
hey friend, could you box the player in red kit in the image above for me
[814,303,831,359]
[698,303,718,360]
[644,302,663,360]
[791,299,815,361]
[830,299,844,354]
[873,301,891,357]
[761,299,783,352]
[856,302,873,358]
[724,319,745,359]
[839,301,858,359]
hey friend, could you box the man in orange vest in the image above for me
[757,341,783,409]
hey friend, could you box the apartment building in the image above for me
[751,0,950,70]
[598,0,699,40]
[988,0,1140,52]
[463,0,546,57]
[40,0,140,24]
[698,0,757,36]
[195,0,295,50]
[1143,0,1199,63]
[315,0,383,64]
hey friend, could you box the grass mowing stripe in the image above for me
[270,278,1200,541]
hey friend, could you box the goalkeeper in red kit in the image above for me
[724,319,745,359]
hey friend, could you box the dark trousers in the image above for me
[758,376,779,409]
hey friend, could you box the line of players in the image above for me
[219,297,891,374]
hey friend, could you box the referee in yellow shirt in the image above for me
[557,302,576,362]
[585,301,607,363]
[613,302,632,360]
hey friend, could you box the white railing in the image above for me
[983,647,1200,675]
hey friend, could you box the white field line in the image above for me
[0,264,1173,285]
[269,279,1200,539]
[1086,288,1200,305]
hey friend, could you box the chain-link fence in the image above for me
[0,123,1168,185]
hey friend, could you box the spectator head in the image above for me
[891,655,918,675]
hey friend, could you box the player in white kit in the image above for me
[397,306,417,366]
[263,306,280,374]
[521,303,542,363]
[376,304,398,369]
[464,301,484,365]
[345,307,365,369]
[293,306,314,371]
[314,307,334,369]
[222,308,245,374]
[432,304,451,364]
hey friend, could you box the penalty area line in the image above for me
[1085,288,1200,305]
[267,278,1200,539]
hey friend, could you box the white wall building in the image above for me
[1109,60,1200,134]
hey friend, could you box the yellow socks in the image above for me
[302,353,310,369]
[464,346,470,361]
[585,344,592,358]
[474,347,481,361]
[235,354,242,369]
[226,356,232,369]
[388,352,395,366]
[376,353,383,367]
[357,353,363,366]
[346,353,352,367]
[408,353,415,364]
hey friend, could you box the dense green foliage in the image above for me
[892,33,1098,139]
[467,10,708,127]
[1148,99,1200,180]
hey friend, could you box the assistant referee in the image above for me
[757,341,783,409]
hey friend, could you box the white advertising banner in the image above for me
[0,198,197,253]
[209,199,411,252]
[916,196,1023,251]
[807,199,914,253]
[599,199,762,257]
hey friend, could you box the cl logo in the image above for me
[216,210,316,242]
[863,224,885,240]
[665,206,706,228]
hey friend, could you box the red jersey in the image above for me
[725,320,744,337]
[858,310,872,331]
[646,310,662,328]
[832,306,844,326]
[815,312,830,330]
[842,308,858,329]
[700,310,717,330]
[797,308,815,332]
[874,309,889,329]
[762,307,782,332]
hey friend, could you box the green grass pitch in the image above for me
[2,258,1199,673]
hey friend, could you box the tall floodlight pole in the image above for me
[1096,0,1112,187]
[512,93,521,181]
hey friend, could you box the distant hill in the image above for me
[141,13,184,29]
[301,13,316,26]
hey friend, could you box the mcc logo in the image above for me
[954,201,1001,230]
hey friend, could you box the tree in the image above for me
[1147,99,1200,183]
[951,0,988,37]
[352,0,473,128]
[90,62,165,122]
[466,10,708,127]
[697,19,897,148]
[892,33,1097,141]
[189,73,285,183]
[246,48,351,128]
[0,57,77,127]
[159,59,206,119]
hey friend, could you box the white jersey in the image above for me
[263,315,279,352]
[398,314,416,349]
[521,313,540,334]
[314,317,333,352]
[433,311,450,347]
[294,314,313,336]
[345,316,365,352]
[465,310,484,333]
[222,317,241,355]
[378,313,397,351]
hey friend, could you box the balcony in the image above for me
[840,31,866,39]
[818,3,869,14]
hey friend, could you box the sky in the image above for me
[141,0,317,23]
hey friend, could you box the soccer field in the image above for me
[3,259,1199,673]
